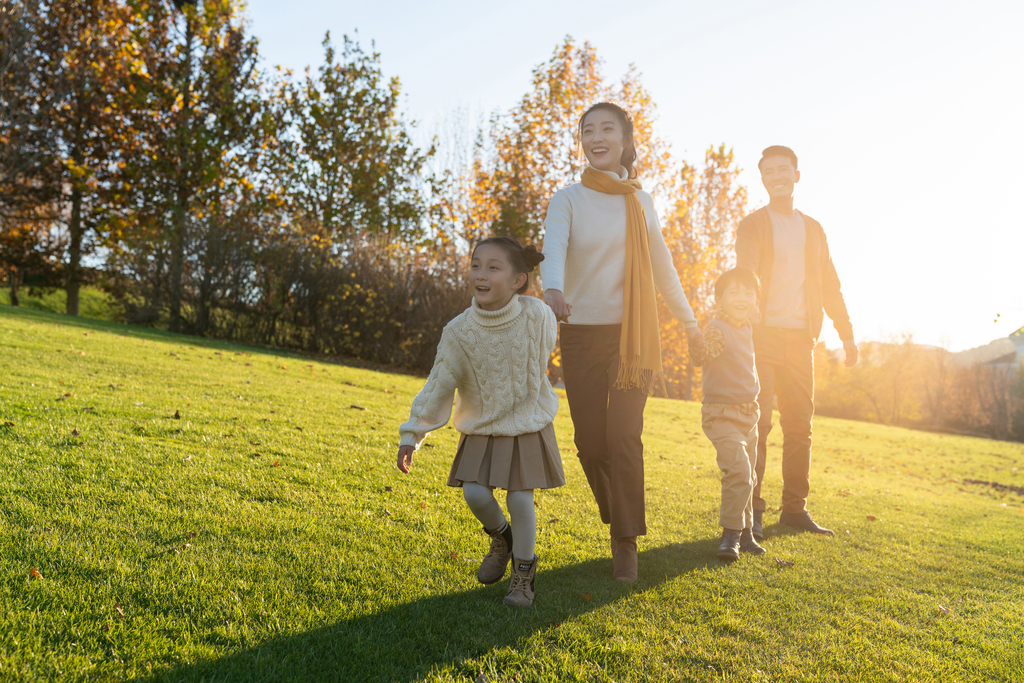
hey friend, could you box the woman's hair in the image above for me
[714,268,762,301]
[578,102,637,179]
[472,236,545,295]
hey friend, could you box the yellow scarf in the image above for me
[580,166,661,392]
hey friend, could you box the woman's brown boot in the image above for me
[503,556,538,607]
[611,536,638,583]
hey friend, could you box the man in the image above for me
[736,145,857,539]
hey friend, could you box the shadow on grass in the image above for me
[137,540,730,682]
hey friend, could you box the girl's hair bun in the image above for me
[522,244,545,272]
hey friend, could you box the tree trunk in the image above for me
[67,182,83,316]
[169,14,193,333]
[10,268,20,307]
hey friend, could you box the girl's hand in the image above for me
[396,445,415,473]
[544,289,571,322]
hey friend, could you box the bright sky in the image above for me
[246,0,1024,352]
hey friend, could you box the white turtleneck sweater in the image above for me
[540,167,698,328]
[398,294,560,450]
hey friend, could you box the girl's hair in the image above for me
[578,102,637,179]
[472,236,545,295]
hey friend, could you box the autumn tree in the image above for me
[116,0,264,331]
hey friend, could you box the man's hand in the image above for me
[843,339,859,367]
[544,289,571,322]
[396,445,415,473]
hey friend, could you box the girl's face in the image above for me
[470,244,527,311]
[581,108,627,174]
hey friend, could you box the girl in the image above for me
[396,237,563,608]
[540,102,704,583]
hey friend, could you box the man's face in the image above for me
[760,155,800,201]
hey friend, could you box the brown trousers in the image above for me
[702,403,759,530]
[753,326,815,513]
[560,324,648,538]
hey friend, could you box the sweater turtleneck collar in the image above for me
[596,165,628,181]
[471,293,523,327]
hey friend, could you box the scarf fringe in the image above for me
[614,361,656,393]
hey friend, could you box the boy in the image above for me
[692,268,767,561]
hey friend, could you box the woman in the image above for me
[540,102,704,582]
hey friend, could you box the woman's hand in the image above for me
[396,445,415,473]
[544,289,571,322]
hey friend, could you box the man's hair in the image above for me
[758,145,798,173]
[714,268,761,301]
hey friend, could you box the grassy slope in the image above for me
[0,303,1022,683]
[0,287,119,321]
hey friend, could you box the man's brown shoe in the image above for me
[503,556,538,607]
[611,536,638,583]
[478,524,512,584]
[779,510,834,537]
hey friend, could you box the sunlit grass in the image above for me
[1,303,1022,682]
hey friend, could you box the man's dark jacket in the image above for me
[735,206,854,343]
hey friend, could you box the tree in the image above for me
[27,0,137,316]
[117,0,264,332]
[274,33,430,243]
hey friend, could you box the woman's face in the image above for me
[581,108,626,174]
[470,244,527,311]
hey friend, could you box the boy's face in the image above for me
[719,282,758,323]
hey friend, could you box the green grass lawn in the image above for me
[1,303,1022,682]
[0,286,119,322]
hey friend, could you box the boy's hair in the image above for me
[472,236,545,295]
[714,268,761,301]
[758,145,798,172]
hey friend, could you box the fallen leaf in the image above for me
[548,518,561,523]
[384,486,393,492]
[951,636,960,644]
[867,515,877,521]
[29,568,42,579]
[64,393,71,397]
[114,603,124,617]
[450,552,457,558]
[837,489,852,496]
[174,410,181,419]
[294,426,303,431]
[102,623,109,632]
[938,605,951,614]
[189,531,197,538]
[2,421,13,428]
[350,404,366,411]
[384,509,392,516]
[250,441,261,446]
[420,503,427,509]
[252,452,261,457]
[71,429,79,436]
[775,558,795,567]
[583,592,592,602]
[184,455,191,462]
[272,461,280,467]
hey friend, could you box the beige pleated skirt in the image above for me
[448,423,565,490]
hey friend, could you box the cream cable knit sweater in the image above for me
[398,294,559,450]
[540,166,698,328]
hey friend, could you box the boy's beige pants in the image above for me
[701,402,760,531]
